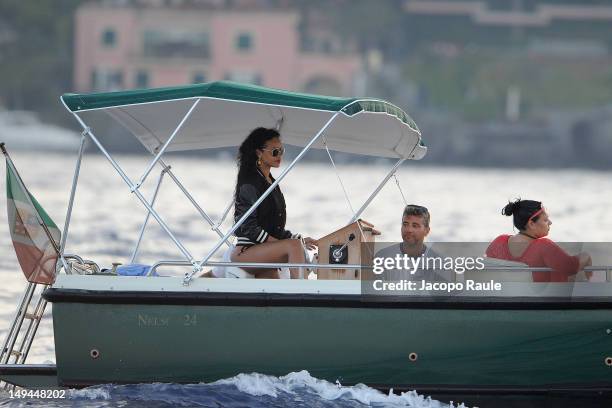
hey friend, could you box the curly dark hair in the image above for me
[235,127,280,197]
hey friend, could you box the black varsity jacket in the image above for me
[234,171,300,246]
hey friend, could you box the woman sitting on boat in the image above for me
[230,127,317,279]
[486,198,591,282]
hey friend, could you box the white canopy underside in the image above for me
[76,97,426,159]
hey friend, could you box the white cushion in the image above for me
[211,245,254,279]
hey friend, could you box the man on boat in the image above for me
[374,204,449,282]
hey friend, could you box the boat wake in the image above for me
[57,371,465,408]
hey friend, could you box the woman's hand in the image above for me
[578,252,592,280]
[303,237,318,250]
[578,252,592,269]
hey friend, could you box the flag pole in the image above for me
[0,143,70,274]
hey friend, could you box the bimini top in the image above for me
[62,81,426,159]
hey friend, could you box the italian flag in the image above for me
[6,157,60,284]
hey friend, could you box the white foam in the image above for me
[68,386,111,400]
[215,372,291,397]
[213,370,468,407]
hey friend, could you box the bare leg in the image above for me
[231,240,305,279]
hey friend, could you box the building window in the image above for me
[90,68,123,91]
[135,70,149,88]
[143,30,210,59]
[235,32,253,52]
[101,28,117,47]
[192,72,206,83]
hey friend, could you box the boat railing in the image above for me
[149,261,612,282]
[586,266,612,281]
[149,260,361,278]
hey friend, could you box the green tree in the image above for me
[0,0,85,122]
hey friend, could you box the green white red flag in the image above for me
[4,150,60,284]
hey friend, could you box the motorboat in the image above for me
[0,82,610,404]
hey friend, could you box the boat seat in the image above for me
[481,257,530,268]
[465,257,533,282]
[210,245,252,278]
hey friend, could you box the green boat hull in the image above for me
[47,290,612,390]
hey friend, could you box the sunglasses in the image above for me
[261,146,285,157]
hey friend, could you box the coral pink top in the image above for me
[486,235,580,282]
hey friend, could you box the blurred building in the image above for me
[403,0,612,57]
[404,0,612,28]
[74,0,361,95]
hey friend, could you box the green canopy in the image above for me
[62,81,426,159]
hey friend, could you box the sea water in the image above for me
[0,371,466,407]
[0,152,611,407]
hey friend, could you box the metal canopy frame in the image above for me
[60,96,422,285]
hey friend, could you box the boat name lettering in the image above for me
[138,314,169,327]
[184,313,197,326]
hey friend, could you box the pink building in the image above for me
[74,2,362,96]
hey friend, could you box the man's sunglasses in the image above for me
[262,146,285,157]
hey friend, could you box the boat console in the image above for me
[316,219,380,280]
